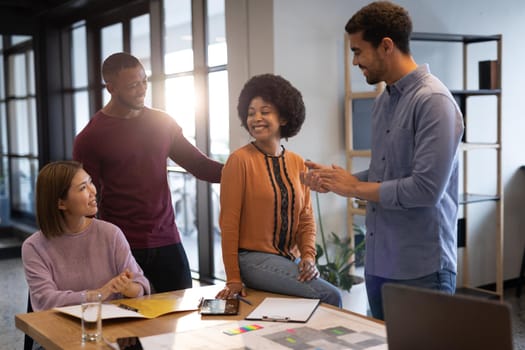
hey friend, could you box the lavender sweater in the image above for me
[22,218,150,311]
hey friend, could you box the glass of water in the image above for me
[80,291,102,343]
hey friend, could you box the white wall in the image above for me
[227,0,525,287]
[225,0,275,151]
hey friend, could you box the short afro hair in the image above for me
[102,52,142,84]
[237,74,305,139]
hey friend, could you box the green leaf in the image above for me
[315,243,325,262]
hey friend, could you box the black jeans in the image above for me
[131,243,192,293]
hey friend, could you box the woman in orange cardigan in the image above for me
[216,74,341,307]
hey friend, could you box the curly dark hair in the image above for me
[345,1,412,55]
[237,74,305,139]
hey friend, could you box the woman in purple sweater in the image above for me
[22,161,150,312]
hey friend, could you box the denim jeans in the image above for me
[238,251,343,307]
[365,268,456,320]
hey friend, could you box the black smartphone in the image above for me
[116,336,143,350]
[199,298,239,315]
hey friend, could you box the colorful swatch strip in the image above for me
[223,324,264,336]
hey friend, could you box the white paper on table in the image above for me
[136,306,388,350]
[54,304,146,321]
[245,297,320,322]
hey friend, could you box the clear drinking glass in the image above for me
[80,291,102,343]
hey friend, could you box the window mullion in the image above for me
[192,0,214,283]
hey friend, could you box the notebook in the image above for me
[382,283,513,350]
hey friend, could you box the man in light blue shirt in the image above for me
[301,1,464,320]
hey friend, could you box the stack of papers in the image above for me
[54,293,203,320]
[55,303,147,320]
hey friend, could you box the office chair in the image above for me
[24,293,34,350]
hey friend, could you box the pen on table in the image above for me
[236,294,252,305]
[117,303,139,313]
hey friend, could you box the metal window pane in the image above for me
[0,54,4,99]
[131,14,151,74]
[11,35,31,45]
[8,99,36,155]
[0,156,9,225]
[74,91,90,135]
[8,54,27,97]
[131,14,152,108]
[72,26,88,88]
[7,98,37,156]
[207,0,227,67]
[10,157,37,214]
[0,103,6,153]
[27,51,35,95]
[101,23,123,62]
[208,69,228,281]
[211,182,223,279]
[208,70,229,162]
[165,76,195,143]
[168,171,198,272]
[28,98,37,155]
[164,0,193,74]
[8,100,27,154]
[101,23,123,109]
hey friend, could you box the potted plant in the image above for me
[313,192,365,292]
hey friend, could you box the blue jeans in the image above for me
[238,251,342,307]
[365,268,456,320]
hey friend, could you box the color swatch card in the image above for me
[223,324,263,335]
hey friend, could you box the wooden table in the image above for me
[16,284,385,350]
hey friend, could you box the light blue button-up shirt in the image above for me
[355,64,464,279]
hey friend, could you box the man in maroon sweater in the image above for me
[73,52,223,293]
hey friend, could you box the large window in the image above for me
[71,23,90,135]
[0,35,37,225]
[206,0,229,279]
[0,36,9,226]
[131,13,153,108]
[64,0,229,282]
[163,0,229,281]
[0,1,229,284]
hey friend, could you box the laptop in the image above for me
[382,283,513,350]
